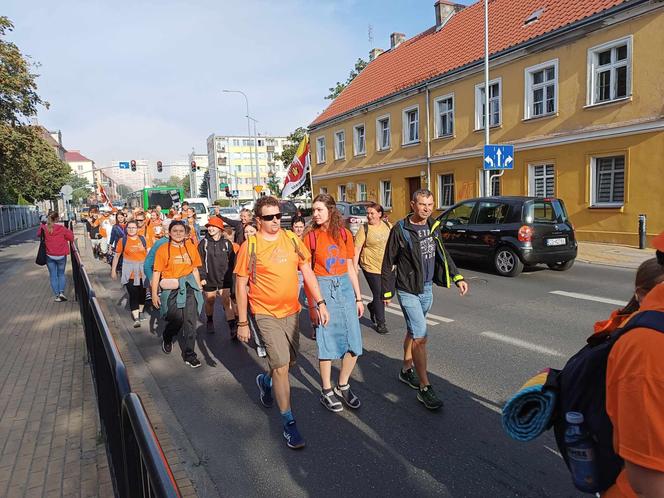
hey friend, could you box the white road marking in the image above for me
[543,445,562,459]
[361,294,454,323]
[550,290,628,307]
[470,396,502,414]
[480,331,564,357]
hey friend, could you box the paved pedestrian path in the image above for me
[0,230,112,497]
[577,241,655,269]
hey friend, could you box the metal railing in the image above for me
[0,205,41,236]
[70,240,181,498]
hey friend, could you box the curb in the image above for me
[77,234,220,497]
[575,258,642,270]
[0,226,39,244]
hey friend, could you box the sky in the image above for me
[4,0,472,167]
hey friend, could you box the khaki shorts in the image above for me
[254,313,299,370]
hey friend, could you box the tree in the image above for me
[65,173,93,205]
[325,58,368,100]
[266,170,282,198]
[274,127,310,198]
[117,184,132,197]
[199,171,209,198]
[0,16,70,204]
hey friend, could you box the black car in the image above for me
[279,200,299,227]
[436,196,577,277]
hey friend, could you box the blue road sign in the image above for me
[483,144,514,170]
[231,190,239,198]
[119,161,130,170]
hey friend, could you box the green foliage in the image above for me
[325,58,368,100]
[213,199,232,207]
[199,171,209,198]
[65,173,93,204]
[266,169,282,197]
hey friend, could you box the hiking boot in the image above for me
[283,420,305,449]
[320,390,343,412]
[367,302,376,324]
[376,322,389,335]
[162,339,172,354]
[398,368,420,390]
[333,384,361,409]
[206,319,215,334]
[256,373,273,408]
[184,355,201,368]
[417,385,444,410]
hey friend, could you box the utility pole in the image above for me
[484,0,492,197]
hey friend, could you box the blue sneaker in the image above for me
[256,374,273,408]
[283,420,305,449]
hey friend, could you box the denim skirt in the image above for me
[316,273,363,360]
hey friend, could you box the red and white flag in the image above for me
[282,135,310,198]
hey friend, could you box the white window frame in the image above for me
[402,105,420,145]
[437,173,455,209]
[528,163,556,197]
[590,155,626,207]
[434,93,455,138]
[338,184,347,202]
[474,78,502,130]
[380,180,392,209]
[334,130,345,160]
[319,186,328,195]
[353,124,366,156]
[357,183,367,202]
[376,114,391,151]
[524,59,558,119]
[587,36,633,106]
[316,136,326,164]
[478,170,501,197]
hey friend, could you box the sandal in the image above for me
[320,390,343,412]
[334,384,361,409]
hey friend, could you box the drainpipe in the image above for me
[425,86,432,190]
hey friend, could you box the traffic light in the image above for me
[191,160,197,172]
[130,160,136,172]
[157,160,163,173]
[224,186,231,198]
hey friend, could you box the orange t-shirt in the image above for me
[153,240,202,279]
[115,237,147,262]
[136,225,154,248]
[603,283,664,498]
[234,230,310,318]
[304,228,354,277]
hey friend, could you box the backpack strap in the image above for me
[308,231,317,270]
[284,230,305,260]
[248,235,257,283]
[615,310,664,336]
[138,235,147,249]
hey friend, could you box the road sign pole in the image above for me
[484,0,491,197]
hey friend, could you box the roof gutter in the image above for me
[309,0,652,131]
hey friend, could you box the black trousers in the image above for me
[126,282,146,312]
[164,285,197,358]
[363,269,386,325]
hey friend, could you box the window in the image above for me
[257,139,264,146]
[479,171,501,196]
[402,106,419,144]
[475,79,501,129]
[334,130,345,160]
[320,187,328,194]
[353,124,366,156]
[441,201,475,226]
[232,139,240,146]
[380,180,392,209]
[242,139,252,146]
[591,156,625,206]
[529,164,555,197]
[376,115,390,150]
[588,37,631,105]
[435,95,454,137]
[357,183,367,202]
[525,60,558,118]
[231,152,242,160]
[475,201,509,224]
[316,137,326,164]
[438,174,455,208]
[338,184,347,202]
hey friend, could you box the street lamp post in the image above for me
[222,89,260,199]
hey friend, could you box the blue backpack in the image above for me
[551,310,664,494]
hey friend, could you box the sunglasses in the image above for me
[136,218,145,222]
[259,213,282,221]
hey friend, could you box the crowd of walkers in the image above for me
[41,189,664,497]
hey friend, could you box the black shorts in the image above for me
[203,284,229,293]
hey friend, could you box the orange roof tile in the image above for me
[311,0,628,127]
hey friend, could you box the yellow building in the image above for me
[309,0,664,245]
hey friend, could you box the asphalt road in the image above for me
[8,227,637,498]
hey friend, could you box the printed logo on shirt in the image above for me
[417,228,435,261]
[325,244,346,273]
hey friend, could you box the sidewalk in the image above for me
[577,241,655,269]
[0,232,112,497]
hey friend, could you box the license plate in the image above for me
[546,237,566,246]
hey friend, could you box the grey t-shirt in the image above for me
[408,219,435,283]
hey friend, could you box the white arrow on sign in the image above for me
[504,156,513,168]
[496,148,502,168]
[484,157,494,168]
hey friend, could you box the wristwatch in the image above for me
[316,299,327,307]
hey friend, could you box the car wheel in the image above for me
[494,246,524,277]
[547,259,575,271]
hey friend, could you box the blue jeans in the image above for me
[46,256,67,296]
[396,282,433,339]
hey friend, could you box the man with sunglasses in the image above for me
[235,196,329,449]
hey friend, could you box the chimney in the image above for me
[369,48,384,61]
[435,0,465,31]
[390,32,406,49]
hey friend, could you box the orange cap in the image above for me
[653,232,664,252]
[205,217,224,230]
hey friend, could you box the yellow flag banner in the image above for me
[282,135,310,198]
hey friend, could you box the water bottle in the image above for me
[564,412,598,493]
